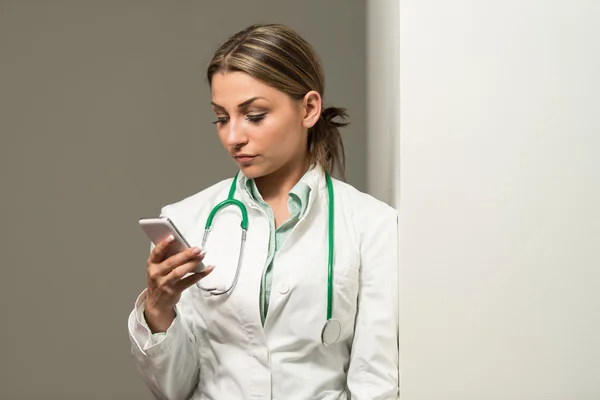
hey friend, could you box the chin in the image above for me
[239,163,279,179]
[238,163,271,180]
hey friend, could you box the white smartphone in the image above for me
[138,216,206,273]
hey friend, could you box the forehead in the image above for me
[211,72,285,107]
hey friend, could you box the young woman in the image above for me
[128,24,399,400]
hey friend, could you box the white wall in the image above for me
[370,0,600,398]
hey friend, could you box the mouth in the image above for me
[233,154,258,163]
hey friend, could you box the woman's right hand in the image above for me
[144,235,214,333]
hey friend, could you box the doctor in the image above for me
[128,23,399,400]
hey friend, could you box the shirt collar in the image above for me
[237,163,326,192]
[241,167,312,213]
[236,163,326,209]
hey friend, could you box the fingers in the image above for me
[156,246,205,276]
[174,266,215,292]
[146,240,214,297]
[148,234,176,264]
[161,253,206,284]
[147,244,206,291]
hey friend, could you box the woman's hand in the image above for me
[144,235,214,333]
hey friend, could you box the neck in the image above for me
[254,155,310,203]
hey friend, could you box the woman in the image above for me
[128,24,399,400]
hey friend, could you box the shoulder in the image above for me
[331,178,398,239]
[332,178,397,219]
[159,178,234,219]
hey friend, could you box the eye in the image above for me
[246,113,267,124]
[212,116,229,125]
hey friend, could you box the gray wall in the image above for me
[0,1,366,399]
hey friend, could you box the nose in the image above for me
[222,118,248,150]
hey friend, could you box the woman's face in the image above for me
[210,71,319,179]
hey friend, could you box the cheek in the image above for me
[264,111,303,145]
[251,118,288,146]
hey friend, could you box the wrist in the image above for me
[144,302,175,333]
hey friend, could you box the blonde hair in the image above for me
[207,24,349,178]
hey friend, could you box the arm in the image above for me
[127,206,207,400]
[128,288,200,400]
[347,206,399,399]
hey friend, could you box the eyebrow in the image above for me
[211,96,269,110]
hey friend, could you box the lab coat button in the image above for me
[279,283,290,294]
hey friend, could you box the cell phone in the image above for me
[138,216,206,273]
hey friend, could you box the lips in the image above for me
[234,154,257,163]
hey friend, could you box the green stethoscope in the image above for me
[196,171,341,346]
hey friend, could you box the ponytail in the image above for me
[308,106,349,179]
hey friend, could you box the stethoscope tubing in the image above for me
[196,170,340,345]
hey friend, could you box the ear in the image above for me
[301,90,322,129]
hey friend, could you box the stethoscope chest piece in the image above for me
[321,318,341,346]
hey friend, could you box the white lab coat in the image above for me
[128,165,399,400]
